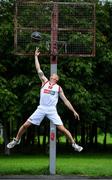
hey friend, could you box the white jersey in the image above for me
[39,81,60,107]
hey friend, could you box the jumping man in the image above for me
[7,48,83,152]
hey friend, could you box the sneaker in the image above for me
[72,143,83,152]
[7,138,21,149]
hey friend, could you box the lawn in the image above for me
[0,133,112,176]
[0,153,112,177]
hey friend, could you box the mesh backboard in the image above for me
[14,0,96,57]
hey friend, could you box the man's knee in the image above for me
[22,120,31,129]
[57,125,66,131]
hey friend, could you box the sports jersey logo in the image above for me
[44,89,55,95]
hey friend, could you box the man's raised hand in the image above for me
[35,47,40,56]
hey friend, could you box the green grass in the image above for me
[1,133,112,147]
[59,133,112,145]
[0,155,49,175]
[57,153,112,176]
[0,153,112,177]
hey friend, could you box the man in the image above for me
[7,48,83,152]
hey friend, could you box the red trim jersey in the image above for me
[39,81,60,106]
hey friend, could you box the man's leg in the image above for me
[56,125,83,152]
[16,120,32,140]
[7,120,32,149]
[56,125,75,144]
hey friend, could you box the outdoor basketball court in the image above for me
[13,0,96,176]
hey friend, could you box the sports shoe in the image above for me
[7,138,21,149]
[72,143,83,152]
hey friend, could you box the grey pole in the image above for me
[50,65,58,175]
[49,3,58,175]
[49,64,57,175]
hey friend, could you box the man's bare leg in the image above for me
[56,125,75,144]
[7,120,32,149]
[56,125,83,152]
[16,120,32,140]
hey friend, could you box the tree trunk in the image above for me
[94,122,97,147]
[37,126,41,146]
[3,124,10,155]
[81,121,85,145]
[103,122,107,149]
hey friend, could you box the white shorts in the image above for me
[28,105,63,126]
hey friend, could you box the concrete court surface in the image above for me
[0,175,112,180]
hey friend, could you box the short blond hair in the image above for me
[51,73,59,81]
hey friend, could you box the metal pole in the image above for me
[50,3,58,175]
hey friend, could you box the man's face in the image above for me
[50,74,59,83]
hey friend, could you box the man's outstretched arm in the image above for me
[35,48,48,83]
[59,87,80,120]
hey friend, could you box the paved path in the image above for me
[0,175,112,180]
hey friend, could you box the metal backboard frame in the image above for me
[14,1,96,57]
